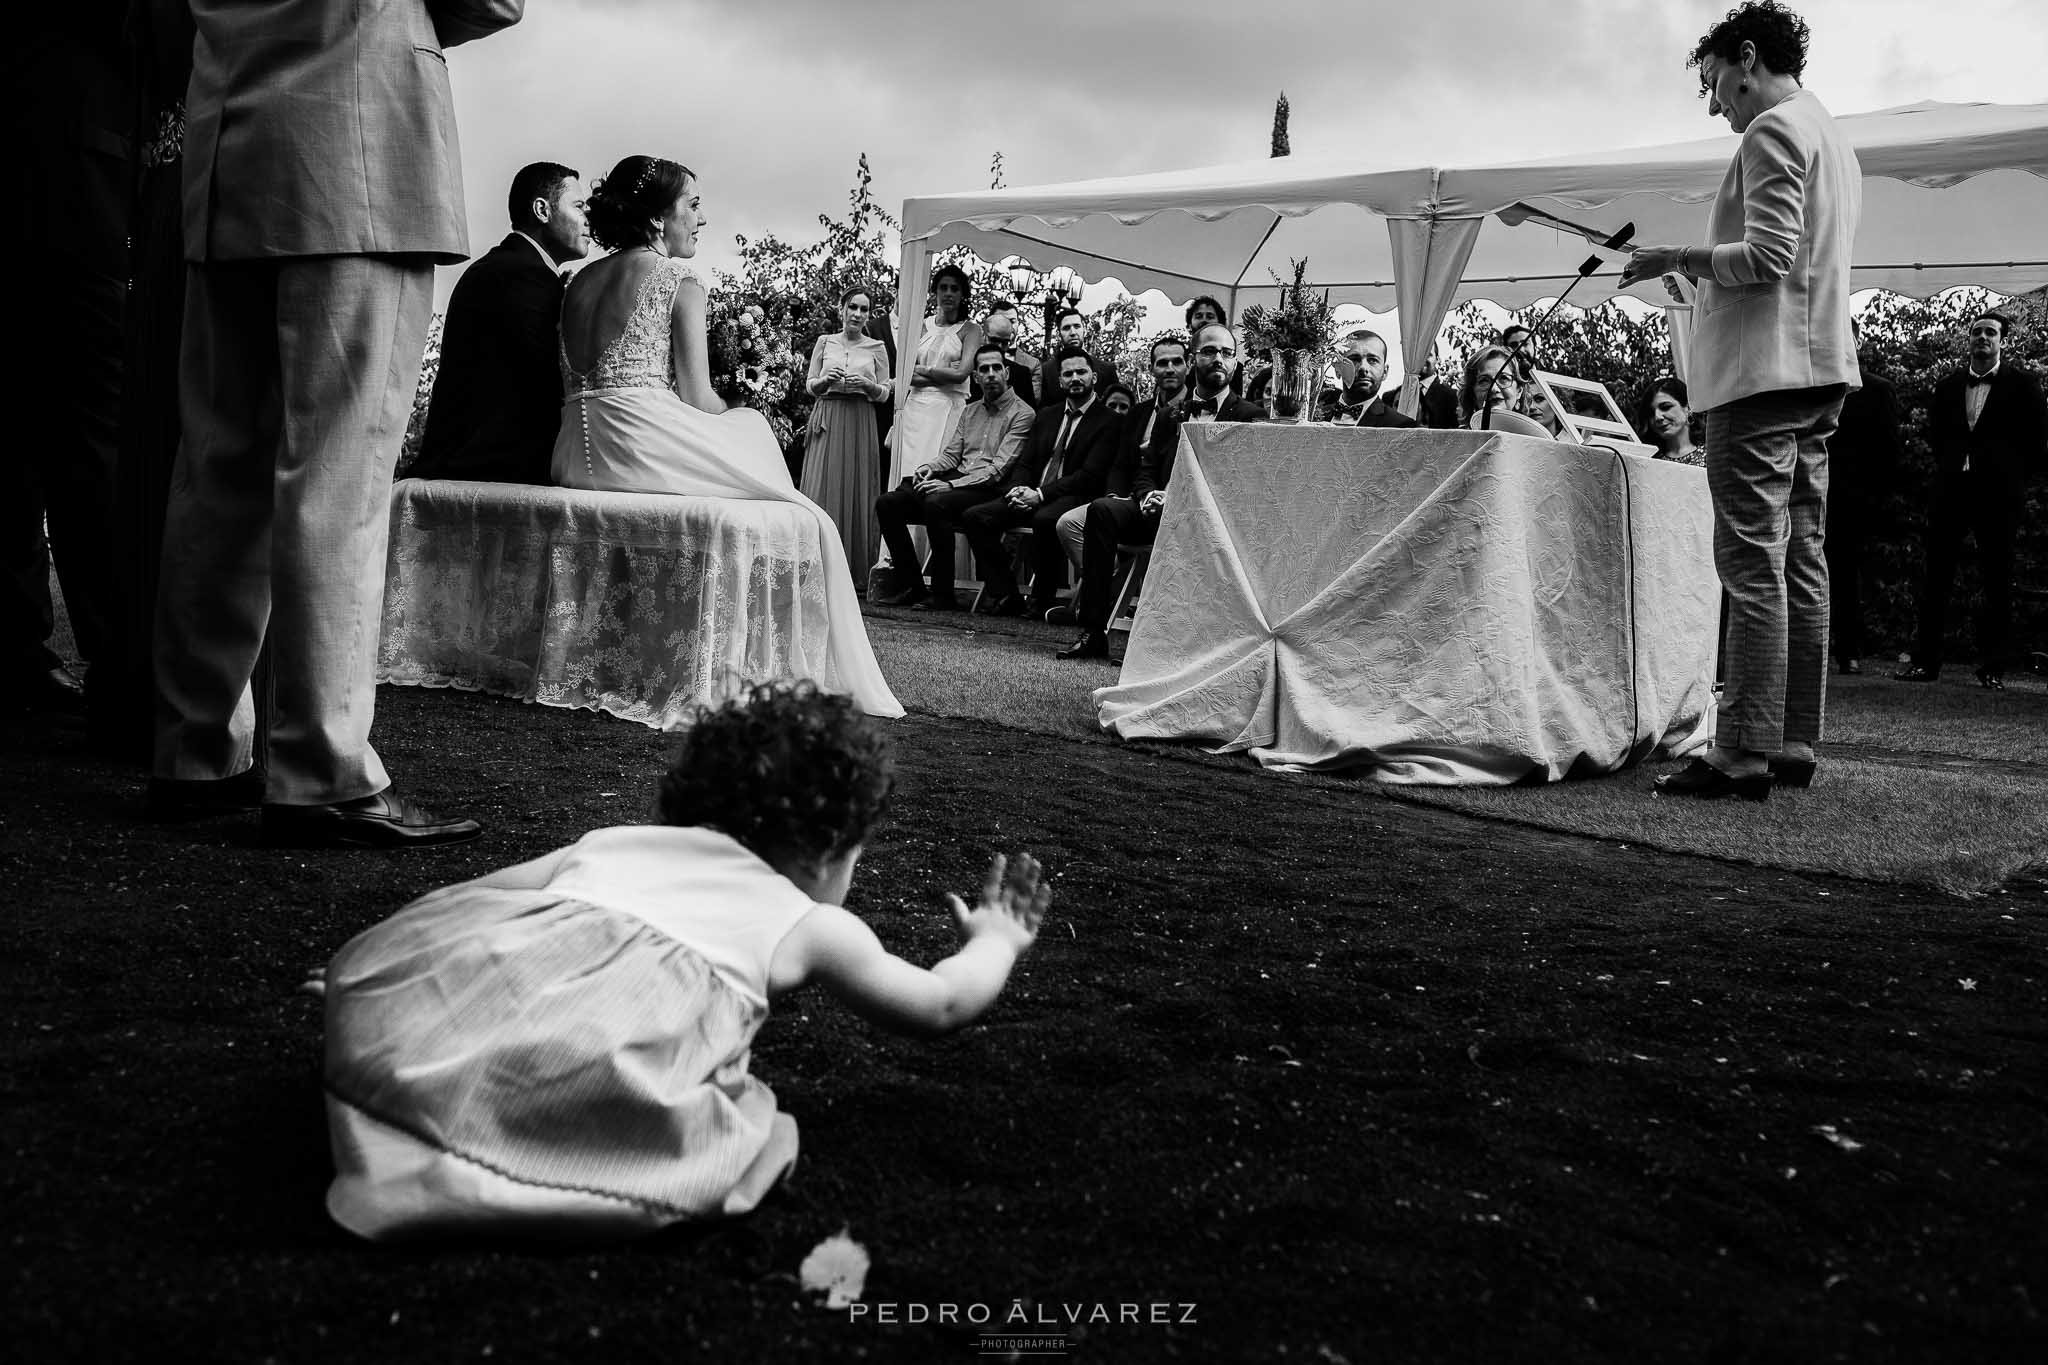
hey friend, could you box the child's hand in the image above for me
[947,852,1050,952]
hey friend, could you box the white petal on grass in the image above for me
[1812,1124,1865,1153]
[799,1229,871,1309]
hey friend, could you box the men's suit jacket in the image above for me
[1006,358,1039,409]
[410,234,564,484]
[1318,388,1418,428]
[1928,364,2048,499]
[183,0,523,262]
[1006,400,1122,504]
[1829,370,1900,517]
[1413,379,1460,429]
[1138,394,1261,495]
[1117,396,1186,499]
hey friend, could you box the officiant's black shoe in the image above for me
[1891,664,1938,683]
[262,788,482,849]
[979,593,1027,618]
[910,594,962,612]
[1974,666,2005,691]
[7,665,87,715]
[876,582,929,607]
[1652,758,1770,803]
[1768,757,1817,789]
[146,769,266,821]
[1057,631,1111,661]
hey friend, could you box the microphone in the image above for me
[1481,222,1633,432]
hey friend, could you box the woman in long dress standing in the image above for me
[798,287,891,582]
[877,265,980,584]
[552,155,901,718]
[1621,1,1859,799]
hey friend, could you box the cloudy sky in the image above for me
[440,0,2047,338]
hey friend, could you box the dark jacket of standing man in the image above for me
[411,164,590,484]
[152,0,521,847]
[1900,310,2047,684]
[1825,342,1899,672]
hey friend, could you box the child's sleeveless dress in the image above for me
[321,825,817,1240]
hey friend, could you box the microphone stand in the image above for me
[1482,221,1634,431]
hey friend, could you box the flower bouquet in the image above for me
[1237,258,1336,422]
[708,300,800,448]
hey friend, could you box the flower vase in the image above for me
[1269,349,1306,422]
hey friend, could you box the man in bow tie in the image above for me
[1317,329,1417,428]
[1184,324,1266,424]
[962,346,1122,618]
[410,162,590,484]
[1894,310,2047,689]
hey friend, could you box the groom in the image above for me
[150,0,521,847]
[409,162,590,484]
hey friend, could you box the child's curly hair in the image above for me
[656,682,895,871]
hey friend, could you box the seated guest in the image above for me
[1461,345,1524,428]
[1185,323,1267,425]
[963,347,1120,618]
[1053,332,1262,661]
[1318,329,1417,428]
[981,299,1037,408]
[1500,323,1538,384]
[410,162,591,483]
[1101,382,1136,417]
[874,343,1035,611]
[1522,382,1564,437]
[1184,295,1227,336]
[1036,308,1117,408]
[1412,353,1461,429]
[1641,376,1705,466]
[1051,336,1191,619]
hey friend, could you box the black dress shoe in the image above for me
[1044,604,1079,627]
[876,583,929,607]
[1974,666,2005,691]
[1652,757,1770,802]
[146,769,266,821]
[910,594,962,612]
[1057,631,1112,661]
[261,788,482,849]
[7,665,88,716]
[1768,757,1817,789]
[1892,664,1938,682]
[978,593,1026,617]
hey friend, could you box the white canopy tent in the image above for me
[891,100,2048,415]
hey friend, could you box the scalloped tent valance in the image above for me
[889,100,2048,415]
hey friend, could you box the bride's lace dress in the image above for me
[549,257,901,717]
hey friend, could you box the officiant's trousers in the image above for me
[153,256,433,804]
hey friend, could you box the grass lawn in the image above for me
[863,608,2048,897]
[6,601,2045,1362]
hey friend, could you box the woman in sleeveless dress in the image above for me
[888,263,980,485]
[551,156,901,718]
[798,286,891,578]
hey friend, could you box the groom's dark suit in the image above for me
[410,233,565,484]
[1909,361,2047,671]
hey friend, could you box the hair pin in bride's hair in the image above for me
[630,158,662,201]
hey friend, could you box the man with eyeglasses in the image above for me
[1318,329,1417,428]
[1894,310,2046,689]
[874,342,1036,611]
[1185,324,1266,424]
[963,346,1121,618]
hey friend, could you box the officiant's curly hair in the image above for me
[587,155,695,251]
[1689,2,1810,81]
[657,681,896,873]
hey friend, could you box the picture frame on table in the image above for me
[1530,370,1659,460]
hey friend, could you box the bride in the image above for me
[554,156,902,718]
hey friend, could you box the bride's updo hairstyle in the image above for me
[586,155,695,252]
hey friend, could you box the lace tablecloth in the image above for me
[378,479,839,729]
[1093,427,1718,783]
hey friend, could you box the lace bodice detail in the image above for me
[561,256,700,394]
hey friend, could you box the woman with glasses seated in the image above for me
[1461,346,1522,428]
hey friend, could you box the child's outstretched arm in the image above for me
[784,853,1050,1038]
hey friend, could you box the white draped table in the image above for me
[1093,426,1718,783]
[377,479,841,730]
